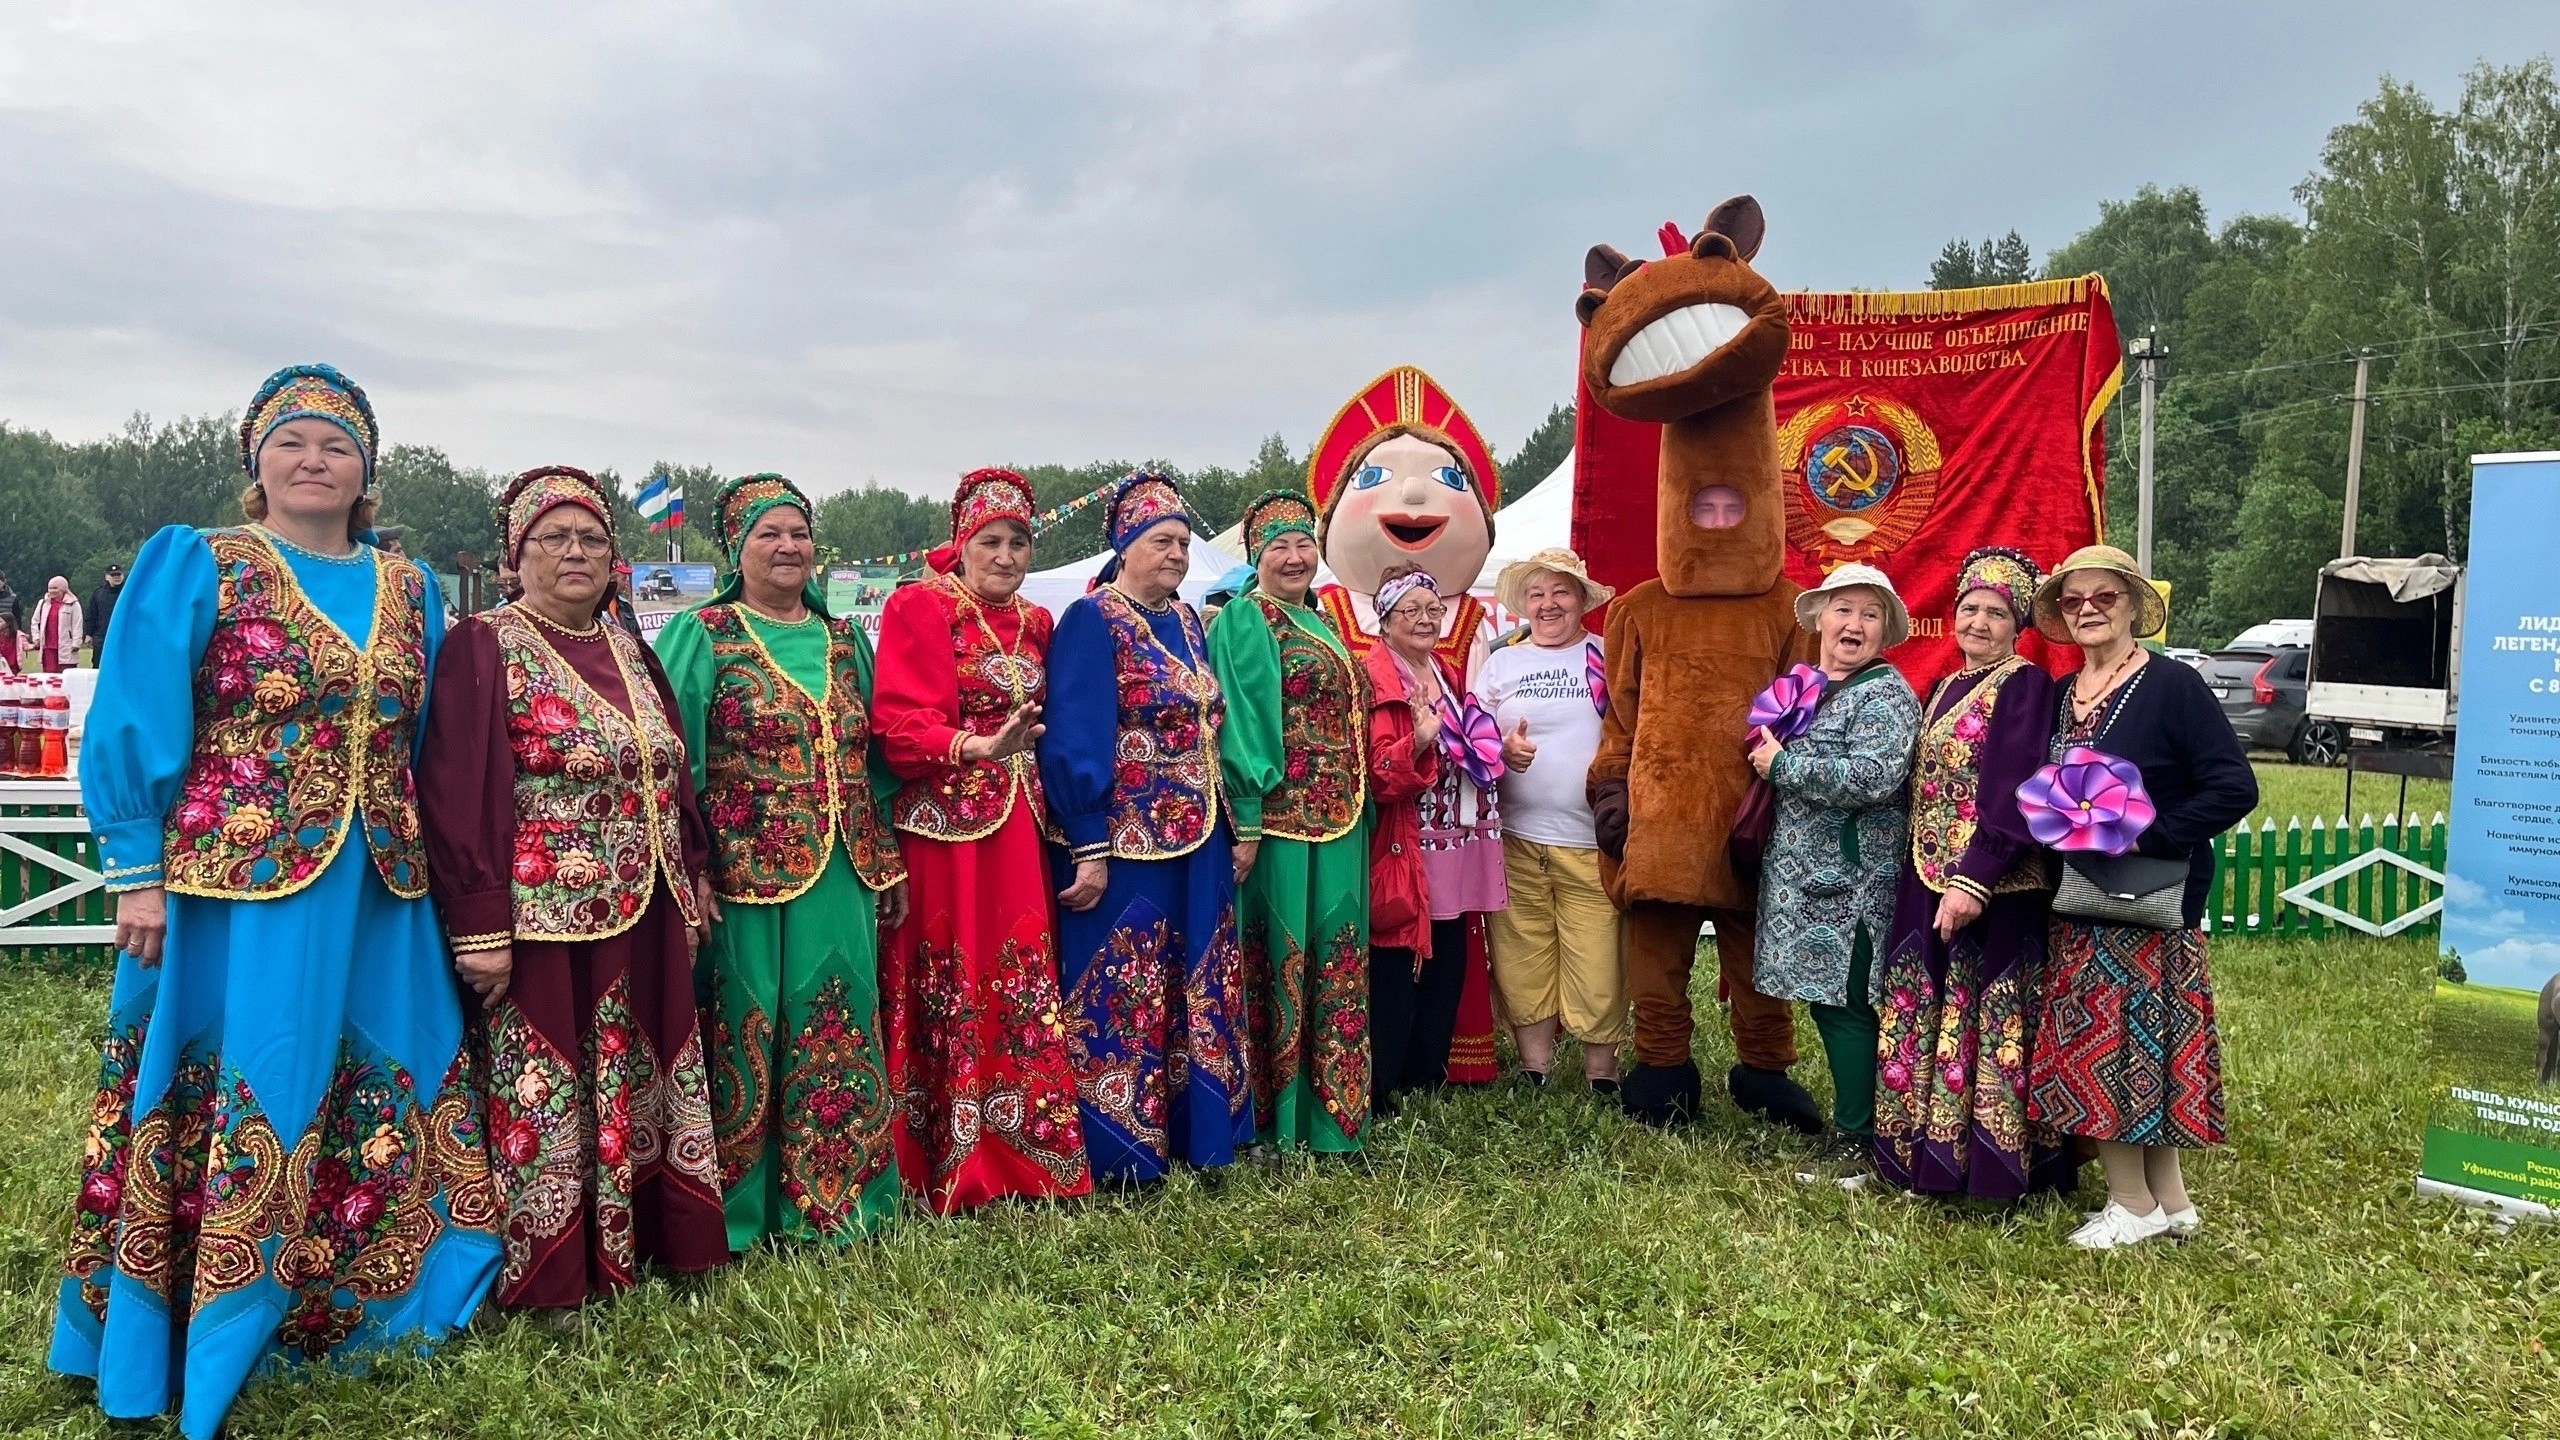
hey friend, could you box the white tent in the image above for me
[1020,531,1246,619]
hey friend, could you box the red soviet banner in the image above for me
[1571,277,2123,692]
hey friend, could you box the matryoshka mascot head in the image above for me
[1306,366,1501,674]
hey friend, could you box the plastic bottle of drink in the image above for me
[0,674,22,776]
[40,676,71,778]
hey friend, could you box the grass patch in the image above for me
[0,936,2554,1437]
[2244,757,2450,831]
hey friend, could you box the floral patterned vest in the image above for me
[1093,587,1223,860]
[889,573,1051,842]
[163,528,429,900]
[1247,593,1367,843]
[487,604,703,939]
[695,604,905,903]
[1910,656,2045,896]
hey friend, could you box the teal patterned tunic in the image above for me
[1753,661,1922,1007]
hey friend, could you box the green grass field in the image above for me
[1,936,2554,1438]
[2242,758,2451,831]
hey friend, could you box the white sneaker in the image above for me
[2083,1204,2200,1238]
[2068,1202,2171,1250]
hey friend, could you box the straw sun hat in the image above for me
[1793,562,1912,649]
[1494,547,1616,615]
[2031,543,2168,643]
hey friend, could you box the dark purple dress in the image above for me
[1874,657,2075,1199]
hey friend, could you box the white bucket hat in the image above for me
[1794,562,1912,649]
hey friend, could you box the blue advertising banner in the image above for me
[2428,452,2560,1214]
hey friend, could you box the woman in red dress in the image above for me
[872,469,1093,1211]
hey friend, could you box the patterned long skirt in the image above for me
[2027,919,2226,1148]
[1050,837,1252,1182]
[1874,874,2074,1198]
[701,848,902,1247]
[50,852,502,1440]
[1239,826,1371,1152]
[474,879,729,1305]
[881,810,1092,1212]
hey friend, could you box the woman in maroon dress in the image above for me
[420,465,729,1308]
[872,469,1093,1211]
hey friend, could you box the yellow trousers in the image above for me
[1489,837,1629,1045]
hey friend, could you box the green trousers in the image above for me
[1809,925,1879,1139]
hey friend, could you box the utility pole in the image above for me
[2340,349,2372,559]
[2131,331,2160,575]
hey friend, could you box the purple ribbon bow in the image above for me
[1435,690,1505,789]
[1585,640,1608,717]
[1747,663,1828,742]
[2015,745,2157,854]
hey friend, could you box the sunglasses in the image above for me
[2056,591,2125,616]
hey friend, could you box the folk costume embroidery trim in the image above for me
[1909,656,2046,897]
[164,527,429,900]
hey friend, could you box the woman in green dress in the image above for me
[1207,490,1372,1152]
[656,474,910,1246]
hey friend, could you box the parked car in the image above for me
[2227,618,2315,649]
[2163,646,2210,671]
[2200,644,2335,764]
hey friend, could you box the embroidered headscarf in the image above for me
[240,363,380,484]
[496,465,616,565]
[1095,470,1195,587]
[1374,567,1438,620]
[1955,545,2043,629]
[709,472,827,614]
[1240,489,1318,565]
[931,467,1036,575]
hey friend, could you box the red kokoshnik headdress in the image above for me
[1304,364,1502,521]
[931,467,1037,574]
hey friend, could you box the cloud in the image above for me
[0,1,2549,496]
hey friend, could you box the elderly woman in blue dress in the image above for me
[54,365,500,1439]
[1747,563,1923,1183]
[1036,472,1253,1182]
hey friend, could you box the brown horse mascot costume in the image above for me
[1580,194,1824,1131]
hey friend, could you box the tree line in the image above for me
[8,60,2546,643]
[1962,58,2560,645]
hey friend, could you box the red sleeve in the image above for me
[417,618,517,951]
[634,639,709,879]
[1367,702,1439,802]
[873,583,970,780]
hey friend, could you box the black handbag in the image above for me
[2053,852,2190,929]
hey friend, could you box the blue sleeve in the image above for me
[413,562,448,762]
[1035,598,1119,860]
[80,526,220,892]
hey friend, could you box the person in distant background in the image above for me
[85,564,124,663]
[0,568,21,626]
[32,577,82,672]
[0,611,29,673]
[372,524,407,557]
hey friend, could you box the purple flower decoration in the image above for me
[2016,745,2157,854]
[1747,664,1828,741]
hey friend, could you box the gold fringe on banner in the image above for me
[1784,275,2103,323]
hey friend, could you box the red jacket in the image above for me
[1362,642,1440,954]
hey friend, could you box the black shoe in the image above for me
[1728,1064,1825,1136]
[1517,1069,1550,1088]
[1619,1061,1703,1126]
[1588,1077,1621,1098]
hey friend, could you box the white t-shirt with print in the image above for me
[1477,634,1605,849]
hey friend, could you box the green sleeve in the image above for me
[1208,598,1281,841]
[848,620,903,820]
[655,611,715,796]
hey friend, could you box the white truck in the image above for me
[2304,554,2463,763]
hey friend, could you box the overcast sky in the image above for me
[0,2,2547,496]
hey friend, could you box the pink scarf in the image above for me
[36,594,74,666]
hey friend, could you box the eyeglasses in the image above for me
[2056,591,2125,616]
[526,529,613,558]
[1397,604,1449,623]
